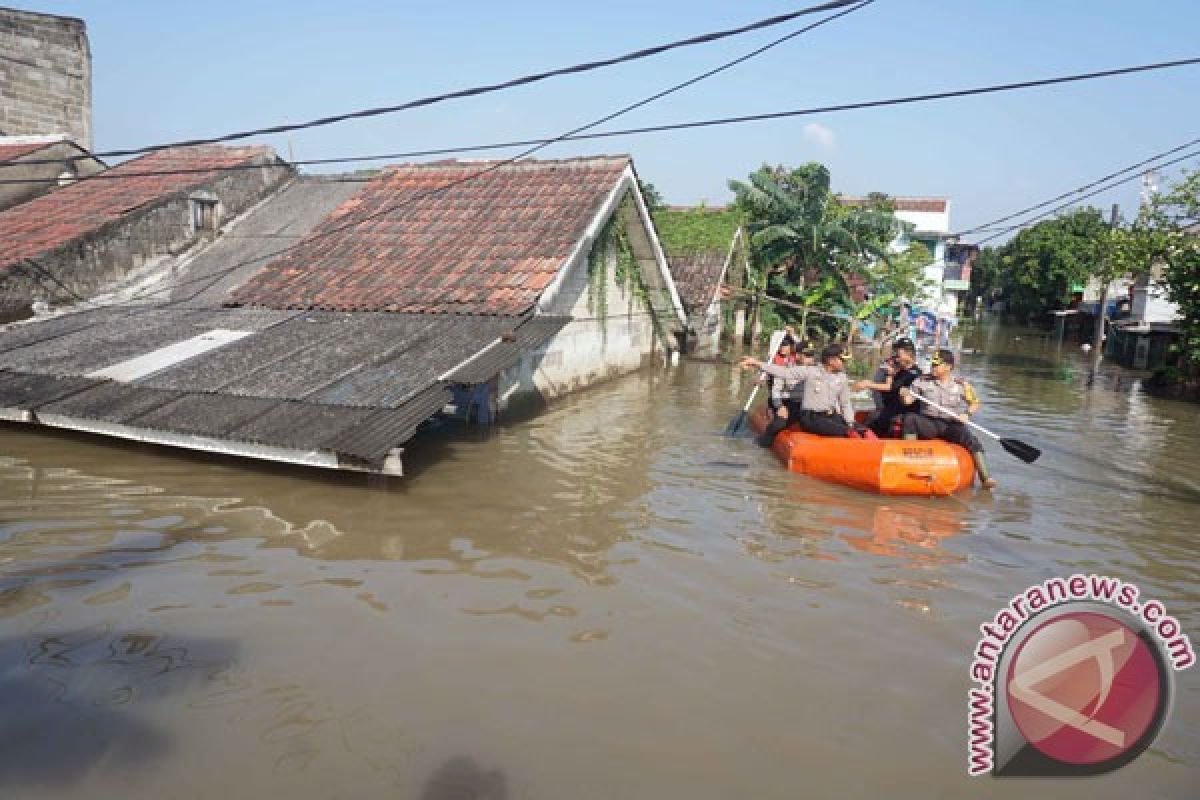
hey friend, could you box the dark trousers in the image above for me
[902,413,982,451]
[798,410,852,438]
[758,400,803,446]
[867,407,905,438]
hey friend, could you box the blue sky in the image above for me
[9,0,1200,237]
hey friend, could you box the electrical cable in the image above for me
[955,134,1200,237]
[969,146,1200,245]
[0,0,861,168]
[125,1,876,306]
[2,53,1198,192]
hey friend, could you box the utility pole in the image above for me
[1088,203,1120,383]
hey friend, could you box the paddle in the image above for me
[725,383,761,436]
[725,329,787,436]
[911,394,1041,463]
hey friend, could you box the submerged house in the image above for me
[0,152,685,475]
[652,205,747,354]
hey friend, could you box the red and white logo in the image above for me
[1006,611,1163,767]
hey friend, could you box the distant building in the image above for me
[839,195,961,318]
[0,7,92,149]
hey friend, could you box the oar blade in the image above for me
[1000,437,1041,463]
[725,411,748,436]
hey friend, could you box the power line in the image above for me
[955,134,1200,236]
[0,0,861,168]
[970,147,1200,246]
[125,1,876,305]
[3,53,1199,192]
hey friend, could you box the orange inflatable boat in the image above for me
[748,408,975,496]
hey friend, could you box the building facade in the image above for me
[0,7,92,149]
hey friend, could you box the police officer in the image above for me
[740,343,858,439]
[898,348,998,489]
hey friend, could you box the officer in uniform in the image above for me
[741,343,859,440]
[898,348,997,489]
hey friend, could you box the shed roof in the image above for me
[0,145,276,273]
[670,251,728,315]
[0,306,551,467]
[228,156,631,315]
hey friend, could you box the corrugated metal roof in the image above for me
[227,401,376,450]
[323,383,452,463]
[38,382,185,424]
[130,393,282,437]
[0,304,558,470]
[0,371,101,409]
[311,315,514,406]
[0,308,297,377]
[446,315,569,383]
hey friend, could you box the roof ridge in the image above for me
[382,155,631,172]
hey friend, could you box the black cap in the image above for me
[894,336,915,350]
[930,348,955,367]
[820,343,845,363]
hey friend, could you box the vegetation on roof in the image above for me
[652,206,743,256]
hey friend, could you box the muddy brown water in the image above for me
[0,323,1197,799]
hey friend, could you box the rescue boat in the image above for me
[748,408,975,496]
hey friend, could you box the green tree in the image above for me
[1128,169,1200,366]
[728,163,898,338]
[638,180,665,213]
[993,208,1110,318]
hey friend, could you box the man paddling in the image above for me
[740,343,871,442]
[898,349,998,489]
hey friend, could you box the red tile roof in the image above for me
[0,141,56,163]
[671,250,727,314]
[229,156,631,315]
[0,145,274,272]
[839,195,948,213]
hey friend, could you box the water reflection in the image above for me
[419,756,508,800]
[0,628,237,788]
[0,322,1196,799]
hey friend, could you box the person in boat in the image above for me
[898,348,998,489]
[761,334,797,420]
[859,338,922,438]
[756,336,816,447]
[741,343,870,441]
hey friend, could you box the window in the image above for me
[191,197,218,232]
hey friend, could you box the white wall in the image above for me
[499,218,666,406]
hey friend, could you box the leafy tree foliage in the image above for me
[989,208,1109,318]
[1128,169,1200,365]
[728,163,902,338]
[638,180,665,213]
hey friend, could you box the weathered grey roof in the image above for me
[165,176,365,307]
[446,315,570,383]
[0,304,556,468]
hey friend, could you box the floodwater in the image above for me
[1,323,1197,799]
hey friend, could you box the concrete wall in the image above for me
[0,154,294,315]
[690,298,723,357]
[0,139,104,211]
[505,229,660,403]
[0,8,92,149]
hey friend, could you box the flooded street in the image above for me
[1,323,1197,799]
